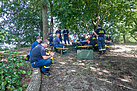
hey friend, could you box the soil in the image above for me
[41,44,137,91]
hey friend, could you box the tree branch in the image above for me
[98,8,109,25]
[82,18,90,34]
[131,35,137,41]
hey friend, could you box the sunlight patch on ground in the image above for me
[98,78,112,84]
[117,83,133,90]
[90,67,110,75]
[117,78,131,83]
[71,70,76,72]
[59,62,66,64]
[111,44,137,53]
[73,62,85,66]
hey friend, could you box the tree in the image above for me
[0,0,43,47]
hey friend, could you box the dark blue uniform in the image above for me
[30,44,52,72]
[25,41,40,61]
[56,30,62,42]
[80,36,87,46]
[86,36,96,49]
[63,30,70,44]
[105,36,112,50]
[89,36,96,46]
[95,28,106,53]
[48,36,53,46]
[30,41,40,57]
[80,37,86,41]
[53,36,67,54]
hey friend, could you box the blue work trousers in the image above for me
[64,37,70,44]
[59,37,62,42]
[54,44,67,54]
[97,37,106,51]
[31,58,52,72]
[106,42,110,50]
[72,42,81,50]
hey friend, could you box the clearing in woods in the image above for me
[40,44,137,91]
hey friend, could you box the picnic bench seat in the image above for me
[77,45,93,49]
[56,47,68,57]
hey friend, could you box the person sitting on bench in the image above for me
[80,34,88,46]
[53,33,67,54]
[30,39,54,76]
[105,33,113,50]
[71,33,81,50]
[48,32,53,46]
[86,33,96,49]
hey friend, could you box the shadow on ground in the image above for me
[41,44,137,91]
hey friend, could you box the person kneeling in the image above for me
[30,39,54,76]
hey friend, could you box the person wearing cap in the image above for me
[71,33,81,49]
[105,33,113,50]
[63,27,70,44]
[30,39,54,76]
[55,27,62,42]
[53,33,67,54]
[48,32,53,46]
[94,24,106,55]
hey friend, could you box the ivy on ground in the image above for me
[0,51,32,91]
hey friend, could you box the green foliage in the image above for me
[1,52,31,91]
[0,29,16,43]
[1,0,43,45]
[0,0,137,44]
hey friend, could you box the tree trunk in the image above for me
[123,34,126,43]
[50,2,53,33]
[17,36,21,49]
[42,0,48,39]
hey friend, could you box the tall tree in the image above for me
[49,0,54,33]
[42,0,49,39]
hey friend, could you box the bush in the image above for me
[0,52,31,91]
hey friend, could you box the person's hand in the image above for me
[45,48,51,51]
[88,41,90,44]
[50,52,54,56]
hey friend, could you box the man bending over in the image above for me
[30,39,54,76]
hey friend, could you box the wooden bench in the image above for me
[56,47,68,57]
[78,45,93,49]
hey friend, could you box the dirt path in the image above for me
[41,44,137,91]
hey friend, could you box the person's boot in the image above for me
[99,51,102,55]
[103,50,106,54]
[42,70,50,76]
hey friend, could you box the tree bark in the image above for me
[49,0,53,33]
[42,0,48,39]
[123,34,126,43]
[82,19,90,34]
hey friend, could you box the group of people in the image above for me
[48,27,70,54]
[70,24,113,55]
[26,24,113,76]
[26,27,70,76]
